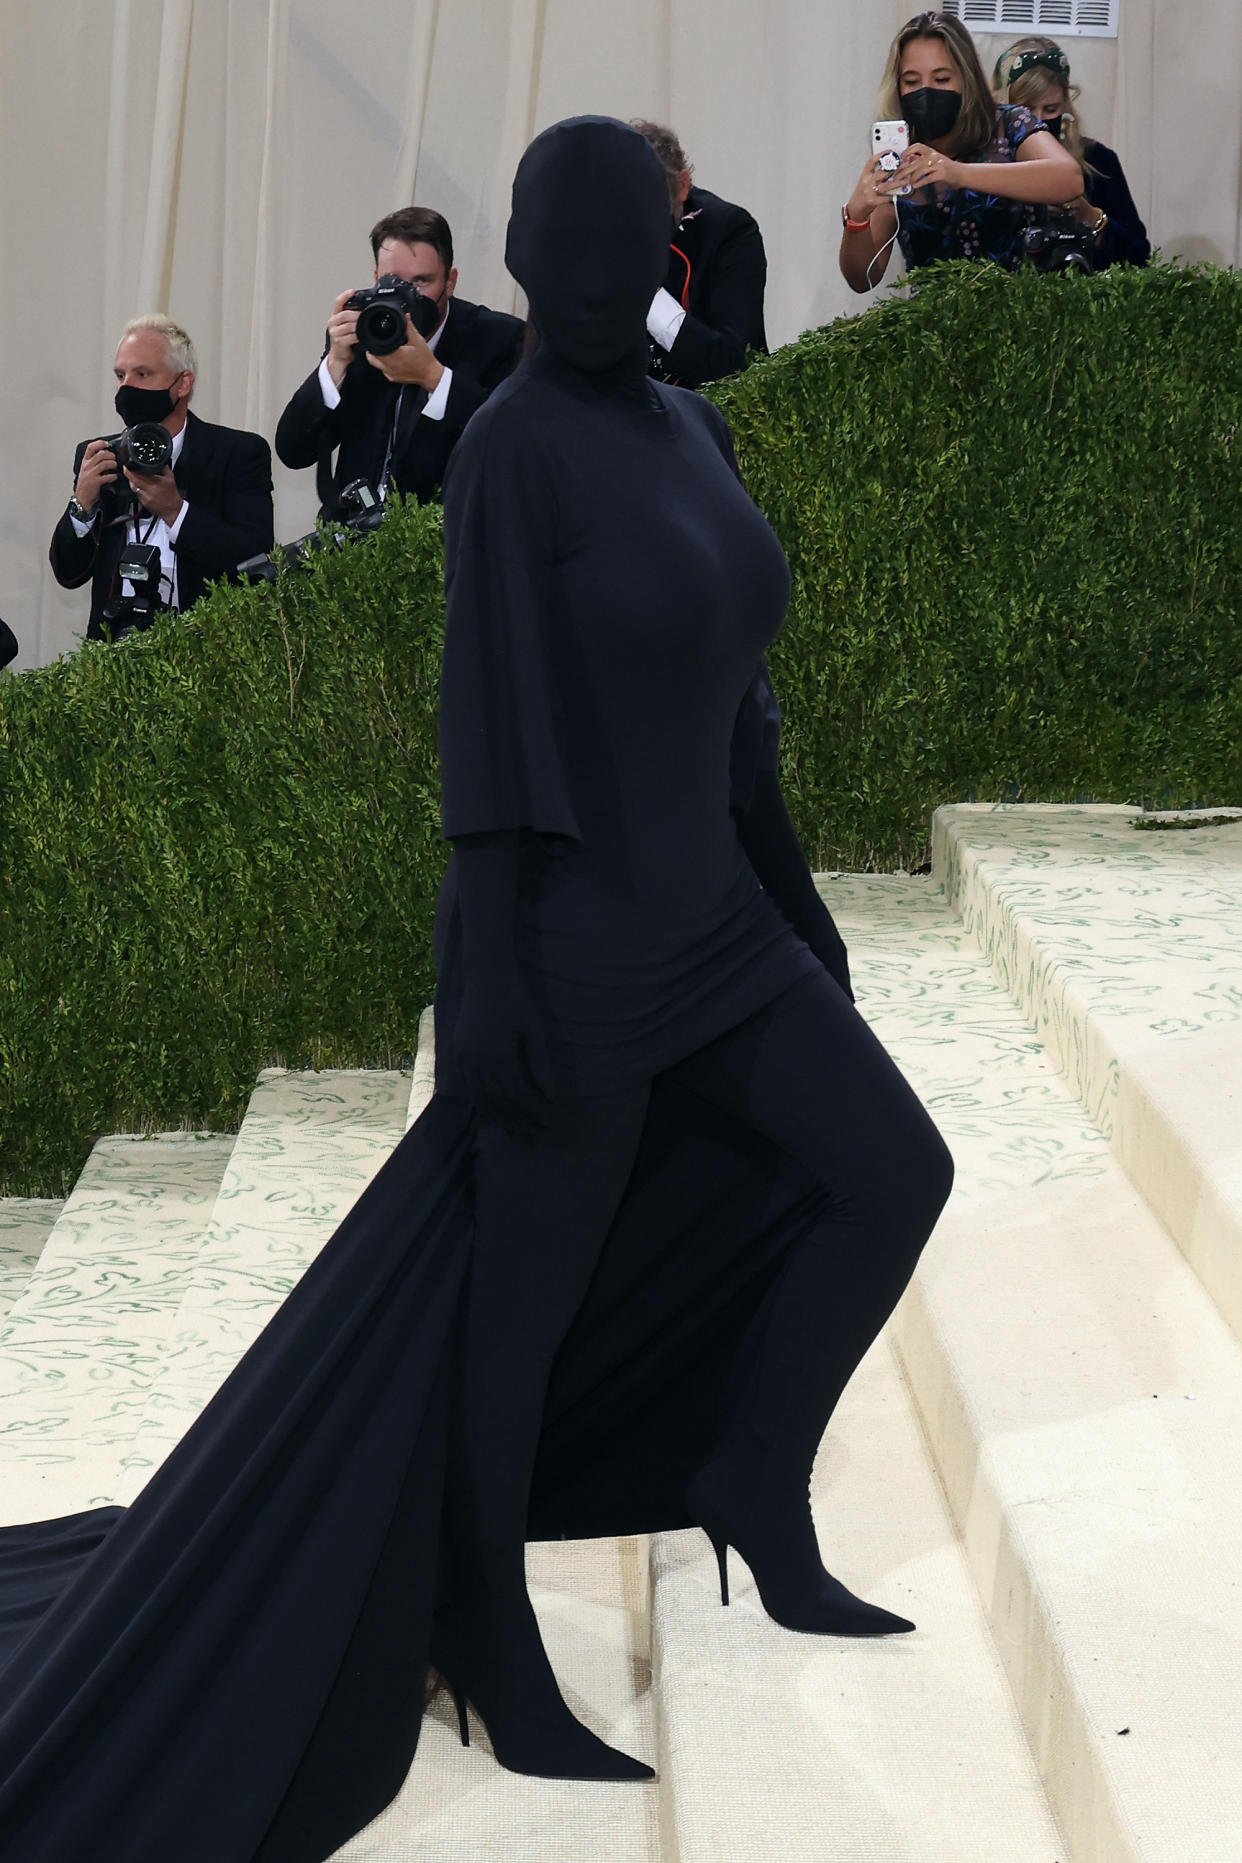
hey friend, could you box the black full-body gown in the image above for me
[0,117,951,1862]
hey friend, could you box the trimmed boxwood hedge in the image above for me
[3,260,1241,1192]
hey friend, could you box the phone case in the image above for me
[872,119,909,174]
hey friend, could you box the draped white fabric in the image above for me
[3,0,1233,669]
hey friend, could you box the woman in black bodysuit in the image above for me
[0,115,952,1861]
[429,114,953,1776]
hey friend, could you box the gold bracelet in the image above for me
[1091,209,1109,239]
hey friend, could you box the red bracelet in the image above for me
[841,206,872,233]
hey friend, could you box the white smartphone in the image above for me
[872,119,910,175]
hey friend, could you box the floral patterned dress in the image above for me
[896,104,1045,272]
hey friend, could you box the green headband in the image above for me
[1005,46,1071,86]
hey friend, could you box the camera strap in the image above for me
[378,388,406,499]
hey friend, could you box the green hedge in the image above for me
[3,261,1241,1192]
[0,510,447,1193]
[712,260,1242,870]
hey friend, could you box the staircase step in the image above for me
[651,872,1086,1862]
[836,867,1242,1863]
[115,1067,413,1503]
[0,1135,234,1525]
[652,1334,1064,1862]
[334,1536,659,1862]
[406,1005,437,1130]
[0,1200,63,1326]
[935,804,1242,1344]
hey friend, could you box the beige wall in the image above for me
[3,1,1232,670]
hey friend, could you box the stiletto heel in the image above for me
[707,1527,730,1606]
[429,1602,654,1782]
[686,1459,915,1639]
[449,1678,470,1747]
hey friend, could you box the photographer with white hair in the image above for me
[50,314,273,642]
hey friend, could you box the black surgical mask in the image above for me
[1042,114,1064,142]
[114,382,178,427]
[902,87,962,145]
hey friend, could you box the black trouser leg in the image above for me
[673,968,954,1491]
[434,1090,660,1776]
[445,1086,651,1596]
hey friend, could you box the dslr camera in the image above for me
[106,422,175,476]
[237,478,385,583]
[99,422,175,520]
[1021,223,1095,276]
[345,274,440,354]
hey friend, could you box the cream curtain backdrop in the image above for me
[2,0,1233,669]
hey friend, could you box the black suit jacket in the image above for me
[274,295,524,517]
[652,185,768,389]
[50,411,274,641]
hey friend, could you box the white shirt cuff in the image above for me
[422,364,452,421]
[69,509,95,538]
[167,501,190,545]
[646,287,687,353]
[318,355,343,410]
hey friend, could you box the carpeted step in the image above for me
[115,1066,414,1504]
[0,1135,234,1525]
[935,802,1242,1346]
[333,1535,660,1862]
[839,866,1242,1863]
[651,873,1078,1862]
[0,1199,63,1327]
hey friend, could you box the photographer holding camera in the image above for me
[994,38,1150,270]
[50,315,274,642]
[276,207,523,518]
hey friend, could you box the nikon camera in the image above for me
[1021,223,1095,276]
[345,274,441,354]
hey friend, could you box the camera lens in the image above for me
[356,301,407,355]
[122,422,174,474]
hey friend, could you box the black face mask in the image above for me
[505,116,669,386]
[902,87,963,145]
[115,382,178,428]
[1042,115,1064,142]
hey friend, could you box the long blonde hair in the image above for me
[993,36,1095,174]
[878,12,998,160]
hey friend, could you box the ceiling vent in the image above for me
[939,0,1119,35]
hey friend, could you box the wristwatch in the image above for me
[67,497,96,525]
[841,204,871,232]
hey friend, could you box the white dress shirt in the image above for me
[646,286,687,353]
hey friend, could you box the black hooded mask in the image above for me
[505,116,670,388]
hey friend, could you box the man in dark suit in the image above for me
[632,121,768,390]
[275,207,523,518]
[50,315,274,643]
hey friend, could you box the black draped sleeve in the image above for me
[438,406,581,845]
[729,659,781,815]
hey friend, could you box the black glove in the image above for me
[451,830,553,1135]
[735,769,853,1000]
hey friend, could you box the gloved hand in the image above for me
[451,831,554,1136]
[735,769,854,1001]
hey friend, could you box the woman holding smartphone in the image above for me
[840,9,1082,293]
